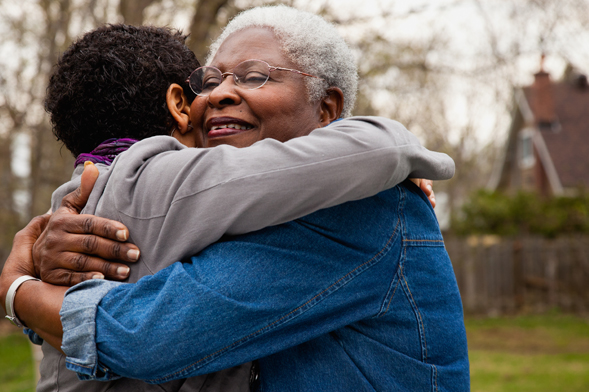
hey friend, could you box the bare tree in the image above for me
[187,0,234,60]
[343,0,589,221]
[119,0,161,25]
[2,0,588,263]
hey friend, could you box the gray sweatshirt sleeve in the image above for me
[102,116,453,268]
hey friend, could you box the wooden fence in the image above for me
[445,235,589,315]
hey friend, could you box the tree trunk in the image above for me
[119,0,160,26]
[187,0,234,61]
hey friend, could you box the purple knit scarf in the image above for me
[75,138,139,167]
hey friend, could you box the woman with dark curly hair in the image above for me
[17,20,454,392]
[45,24,199,157]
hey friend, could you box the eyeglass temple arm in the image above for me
[271,66,324,80]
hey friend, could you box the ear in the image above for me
[166,83,196,147]
[318,87,344,127]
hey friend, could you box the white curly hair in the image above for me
[206,5,358,118]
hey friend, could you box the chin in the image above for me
[204,134,260,148]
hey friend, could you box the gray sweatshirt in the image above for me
[38,117,454,392]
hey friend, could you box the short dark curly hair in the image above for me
[45,24,200,157]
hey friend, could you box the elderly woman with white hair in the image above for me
[2,5,469,392]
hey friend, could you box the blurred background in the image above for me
[1,0,588,390]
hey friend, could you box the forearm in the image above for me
[133,117,453,263]
[92,262,382,382]
[0,214,65,350]
[205,116,454,234]
[14,280,66,351]
[62,197,400,382]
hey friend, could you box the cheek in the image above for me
[190,98,207,127]
[258,94,320,140]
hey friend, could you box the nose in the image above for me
[207,74,242,108]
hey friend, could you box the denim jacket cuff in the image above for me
[23,328,44,345]
[60,279,124,381]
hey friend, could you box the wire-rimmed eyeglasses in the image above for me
[186,59,323,97]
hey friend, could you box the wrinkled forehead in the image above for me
[207,27,295,71]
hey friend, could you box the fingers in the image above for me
[41,268,123,287]
[429,191,436,209]
[419,179,433,195]
[34,243,136,286]
[420,179,436,209]
[57,162,130,240]
[47,213,130,243]
[27,214,51,237]
[1,214,54,284]
[77,234,140,262]
[32,214,139,286]
[60,161,99,214]
[38,228,139,264]
[13,214,51,247]
[30,162,140,287]
[80,161,100,200]
[41,253,132,284]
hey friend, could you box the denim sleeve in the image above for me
[62,190,403,383]
[60,279,124,381]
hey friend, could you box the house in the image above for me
[489,59,589,197]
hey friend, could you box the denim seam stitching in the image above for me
[149,212,402,383]
[376,217,402,317]
[432,364,438,392]
[398,183,428,363]
[64,361,93,370]
[376,185,406,317]
[400,260,428,363]
[384,183,408,318]
[379,264,402,317]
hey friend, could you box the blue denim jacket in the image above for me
[61,182,470,391]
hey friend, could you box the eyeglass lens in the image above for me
[189,60,271,96]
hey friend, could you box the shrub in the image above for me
[452,189,589,237]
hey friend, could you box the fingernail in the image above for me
[127,249,140,261]
[117,266,130,276]
[92,273,104,279]
[116,230,128,241]
[84,161,94,167]
[426,184,433,192]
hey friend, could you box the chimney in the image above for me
[530,54,556,124]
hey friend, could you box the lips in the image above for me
[206,117,254,138]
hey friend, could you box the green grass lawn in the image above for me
[467,313,589,391]
[1,314,588,391]
[0,323,36,392]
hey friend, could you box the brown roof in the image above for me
[523,74,589,189]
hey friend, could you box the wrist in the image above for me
[1,261,38,310]
[0,273,20,312]
[4,275,40,327]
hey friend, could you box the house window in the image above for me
[519,128,535,168]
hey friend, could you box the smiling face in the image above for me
[190,27,326,148]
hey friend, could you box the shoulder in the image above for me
[107,136,188,186]
[328,116,412,135]
[116,136,187,163]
